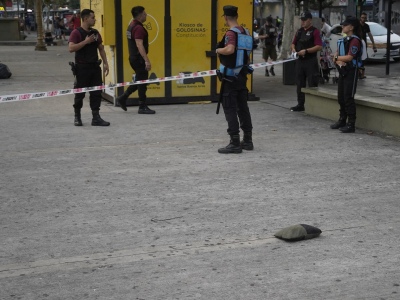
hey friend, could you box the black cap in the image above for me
[300,11,313,21]
[222,5,238,17]
[341,16,359,27]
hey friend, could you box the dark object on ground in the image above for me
[0,63,12,79]
[274,224,322,241]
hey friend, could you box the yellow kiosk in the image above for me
[80,0,255,106]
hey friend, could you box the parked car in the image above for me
[328,22,400,62]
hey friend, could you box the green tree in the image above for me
[69,0,80,9]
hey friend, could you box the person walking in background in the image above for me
[68,9,110,127]
[290,11,322,112]
[321,17,332,38]
[215,5,254,154]
[58,17,67,41]
[54,16,61,39]
[259,16,278,76]
[24,15,31,34]
[359,12,377,79]
[116,6,155,114]
[330,16,363,133]
[70,12,81,30]
[276,16,282,29]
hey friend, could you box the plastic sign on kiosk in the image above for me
[80,0,255,105]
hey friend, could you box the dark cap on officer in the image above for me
[222,5,238,17]
[300,11,313,21]
[341,16,359,27]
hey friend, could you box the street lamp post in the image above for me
[35,0,47,51]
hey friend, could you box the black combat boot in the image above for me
[74,108,82,126]
[241,132,254,150]
[116,93,128,111]
[265,67,269,77]
[138,101,156,114]
[339,122,355,133]
[91,110,110,126]
[270,66,275,76]
[330,116,347,129]
[218,134,242,154]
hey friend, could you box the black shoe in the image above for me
[138,105,156,114]
[218,135,242,154]
[91,111,110,126]
[290,105,305,112]
[116,94,128,111]
[74,115,82,126]
[265,69,269,77]
[270,67,275,76]
[241,132,254,150]
[339,123,355,133]
[330,118,347,129]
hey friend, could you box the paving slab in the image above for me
[0,43,400,300]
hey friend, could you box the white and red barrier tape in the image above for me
[0,58,296,104]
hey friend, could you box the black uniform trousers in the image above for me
[222,73,253,136]
[73,63,102,111]
[295,57,320,106]
[125,58,148,103]
[337,66,358,122]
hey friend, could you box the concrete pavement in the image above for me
[0,41,400,300]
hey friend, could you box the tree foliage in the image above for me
[308,0,335,11]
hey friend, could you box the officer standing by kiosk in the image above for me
[116,6,155,114]
[290,11,322,112]
[215,5,254,154]
[330,16,362,133]
[68,9,110,126]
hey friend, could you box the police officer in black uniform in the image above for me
[116,6,155,114]
[68,9,110,126]
[215,5,253,154]
[290,11,322,112]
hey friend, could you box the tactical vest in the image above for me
[337,35,362,68]
[75,27,99,64]
[218,27,253,76]
[295,26,317,58]
[126,20,149,58]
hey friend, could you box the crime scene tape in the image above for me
[0,58,297,104]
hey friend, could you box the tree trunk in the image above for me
[280,0,296,59]
[34,0,47,51]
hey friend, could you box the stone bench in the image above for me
[302,86,400,137]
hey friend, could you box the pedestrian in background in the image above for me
[116,6,155,114]
[359,12,377,79]
[330,16,363,133]
[68,9,110,127]
[70,12,81,30]
[290,11,322,112]
[258,16,278,76]
[321,17,332,38]
[215,5,254,154]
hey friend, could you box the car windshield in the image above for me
[368,23,388,36]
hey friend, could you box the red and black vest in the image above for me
[75,27,99,64]
[126,20,149,59]
[294,26,317,59]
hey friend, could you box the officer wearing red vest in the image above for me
[215,5,254,154]
[290,11,322,112]
[116,6,155,114]
[68,9,110,126]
